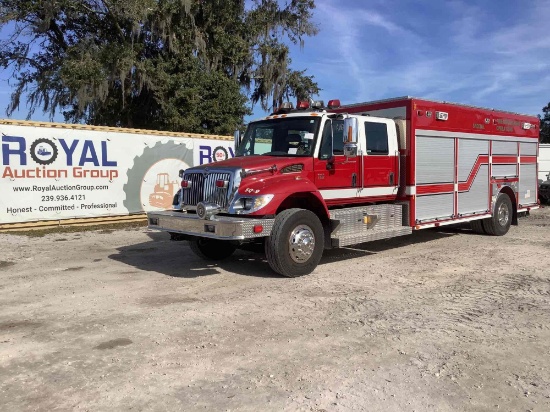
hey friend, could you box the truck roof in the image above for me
[341,96,538,118]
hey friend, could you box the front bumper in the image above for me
[147,211,275,240]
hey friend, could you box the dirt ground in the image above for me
[1,208,550,412]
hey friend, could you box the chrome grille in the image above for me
[182,172,232,208]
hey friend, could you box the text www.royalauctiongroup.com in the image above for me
[12,184,110,193]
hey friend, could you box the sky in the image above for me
[1,0,549,123]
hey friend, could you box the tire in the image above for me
[482,193,513,236]
[188,238,237,260]
[470,219,486,234]
[265,208,324,277]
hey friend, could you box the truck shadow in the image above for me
[109,227,466,278]
[109,232,279,279]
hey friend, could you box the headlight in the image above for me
[243,198,255,210]
[230,194,274,214]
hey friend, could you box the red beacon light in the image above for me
[327,99,341,109]
[181,180,191,188]
[297,100,310,110]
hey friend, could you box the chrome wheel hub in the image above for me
[497,202,509,226]
[288,224,315,263]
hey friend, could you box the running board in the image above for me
[329,204,412,248]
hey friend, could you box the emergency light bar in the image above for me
[311,100,324,109]
[274,98,341,113]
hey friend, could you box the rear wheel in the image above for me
[482,193,513,236]
[188,238,238,260]
[470,219,486,234]
[265,208,324,277]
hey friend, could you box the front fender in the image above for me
[239,176,328,218]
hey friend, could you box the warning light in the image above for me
[328,99,341,109]
[215,180,229,188]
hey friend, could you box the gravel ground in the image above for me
[1,207,550,411]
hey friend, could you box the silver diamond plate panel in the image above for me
[329,204,410,247]
[332,227,412,248]
[148,211,274,240]
[330,204,404,236]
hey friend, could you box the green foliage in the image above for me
[540,102,550,143]
[0,0,319,132]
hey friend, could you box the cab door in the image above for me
[362,119,399,198]
[314,118,359,200]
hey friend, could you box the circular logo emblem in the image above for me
[212,146,229,162]
[30,138,58,165]
[196,202,207,219]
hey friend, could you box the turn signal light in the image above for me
[253,225,263,233]
[215,179,229,188]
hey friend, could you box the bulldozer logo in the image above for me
[148,172,179,209]
[123,140,193,213]
[30,138,58,165]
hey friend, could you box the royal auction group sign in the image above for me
[0,121,234,224]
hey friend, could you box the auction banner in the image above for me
[0,121,233,224]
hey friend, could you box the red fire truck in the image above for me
[147,97,540,277]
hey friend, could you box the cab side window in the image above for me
[365,121,389,155]
[319,120,345,159]
[332,120,344,154]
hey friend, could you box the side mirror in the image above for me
[343,117,358,143]
[343,117,359,159]
[178,169,185,178]
[326,155,335,170]
[233,130,241,149]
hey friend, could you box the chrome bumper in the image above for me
[147,211,275,240]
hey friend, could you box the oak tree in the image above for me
[0,0,319,133]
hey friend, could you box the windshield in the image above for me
[236,117,321,156]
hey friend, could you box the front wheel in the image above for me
[265,209,324,277]
[188,238,238,260]
[482,193,513,236]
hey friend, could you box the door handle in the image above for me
[389,172,395,186]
